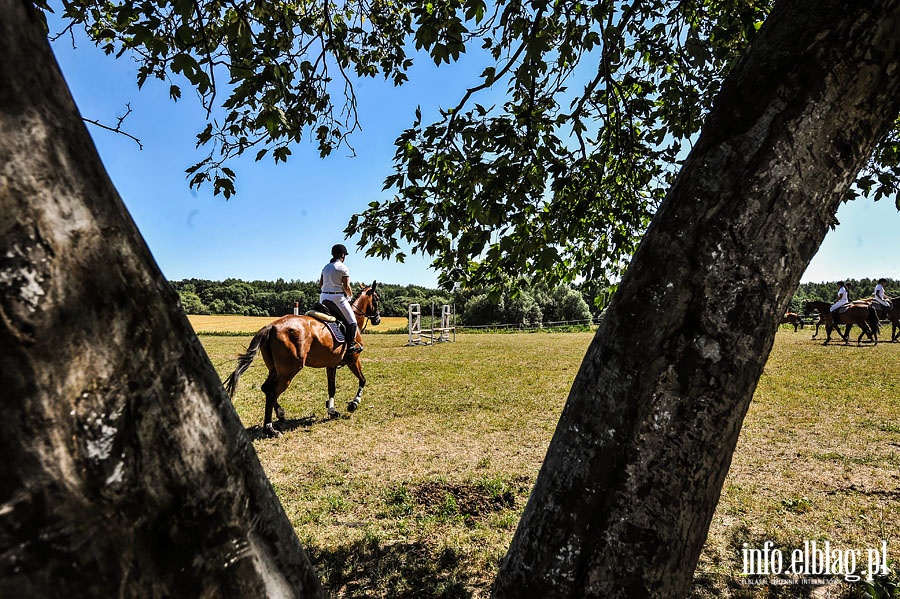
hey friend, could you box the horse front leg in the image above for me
[345,357,366,413]
[842,324,852,344]
[325,367,339,419]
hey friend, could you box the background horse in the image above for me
[803,300,879,346]
[888,301,900,342]
[860,296,900,342]
[225,281,382,437]
[804,305,830,340]
[779,312,804,332]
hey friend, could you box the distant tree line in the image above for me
[171,278,601,326]
[172,277,898,325]
[788,278,900,313]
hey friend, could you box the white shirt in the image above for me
[320,261,350,294]
[830,286,849,311]
[874,283,891,306]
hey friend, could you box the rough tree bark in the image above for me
[0,0,324,596]
[494,0,900,597]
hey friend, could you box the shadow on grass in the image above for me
[243,414,324,440]
[309,538,479,598]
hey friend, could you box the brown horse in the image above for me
[803,300,879,346]
[225,282,382,437]
[806,308,829,340]
[861,296,900,342]
[779,312,804,332]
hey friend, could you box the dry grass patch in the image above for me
[201,324,900,597]
[188,314,275,334]
[188,313,408,334]
[695,331,900,597]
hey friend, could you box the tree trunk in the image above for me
[494,0,900,596]
[0,0,324,596]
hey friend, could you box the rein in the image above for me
[351,294,379,333]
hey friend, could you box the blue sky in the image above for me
[46,17,900,290]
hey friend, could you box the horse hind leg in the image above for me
[860,325,877,346]
[260,369,299,437]
[259,372,286,422]
[259,371,283,438]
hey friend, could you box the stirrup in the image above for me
[347,343,363,354]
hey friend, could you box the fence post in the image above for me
[407,303,423,345]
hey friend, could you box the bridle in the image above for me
[352,288,382,332]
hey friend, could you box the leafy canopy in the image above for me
[44,0,900,291]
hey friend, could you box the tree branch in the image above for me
[82,104,144,150]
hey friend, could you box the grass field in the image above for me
[199,322,900,598]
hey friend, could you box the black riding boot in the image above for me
[345,322,362,354]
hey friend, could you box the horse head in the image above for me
[356,280,382,325]
[802,300,826,317]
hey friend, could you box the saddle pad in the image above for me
[325,321,345,344]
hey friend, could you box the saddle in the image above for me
[305,300,352,345]
[872,302,892,319]
[831,303,849,324]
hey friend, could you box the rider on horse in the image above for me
[318,243,363,354]
[829,281,849,324]
[873,278,893,319]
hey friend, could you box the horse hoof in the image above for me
[327,408,340,419]
[347,400,359,413]
[263,423,282,438]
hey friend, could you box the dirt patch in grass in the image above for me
[409,477,530,521]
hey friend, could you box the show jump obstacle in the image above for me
[407,303,456,346]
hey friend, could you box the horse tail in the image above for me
[868,305,880,336]
[224,325,272,399]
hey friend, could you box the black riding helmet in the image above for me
[331,243,349,258]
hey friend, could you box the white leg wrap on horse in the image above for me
[326,397,339,417]
[347,387,364,413]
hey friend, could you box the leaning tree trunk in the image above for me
[0,0,323,596]
[494,0,900,597]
